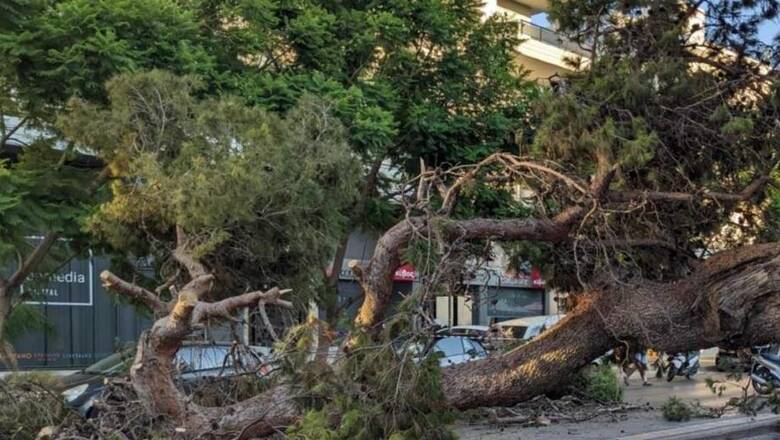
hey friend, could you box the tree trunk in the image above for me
[323,230,350,323]
[0,285,18,369]
[442,243,780,408]
[130,326,209,429]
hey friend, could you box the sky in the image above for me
[759,20,779,43]
[532,14,779,44]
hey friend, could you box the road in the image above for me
[454,356,764,440]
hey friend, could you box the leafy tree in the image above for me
[0,0,223,124]
[59,70,360,301]
[0,0,228,363]
[205,0,537,315]
[1,0,537,321]
[0,141,98,367]
[528,0,780,288]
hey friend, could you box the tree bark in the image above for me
[0,285,17,369]
[102,266,296,437]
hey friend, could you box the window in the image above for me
[434,337,465,358]
[462,338,487,357]
[175,346,230,372]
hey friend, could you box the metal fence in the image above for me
[519,21,592,57]
[3,255,152,370]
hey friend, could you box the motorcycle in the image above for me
[750,345,780,395]
[666,351,701,381]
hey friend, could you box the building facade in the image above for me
[485,0,589,82]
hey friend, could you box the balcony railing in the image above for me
[518,21,591,57]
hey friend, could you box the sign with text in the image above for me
[22,256,93,306]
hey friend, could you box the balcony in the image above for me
[518,21,591,58]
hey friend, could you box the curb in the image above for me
[617,414,780,440]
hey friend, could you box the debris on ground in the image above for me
[0,373,66,440]
[464,395,648,428]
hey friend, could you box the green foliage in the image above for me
[4,370,62,389]
[0,0,218,114]
[661,396,692,422]
[227,0,536,228]
[528,0,780,290]
[282,321,455,440]
[2,304,52,342]
[0,154,95,265]
[59,70,360,300]
[571,363,622,403]
[0,0,43,32]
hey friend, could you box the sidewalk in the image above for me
[456,412,780,440]
[453,355,762,440]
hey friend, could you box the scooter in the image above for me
[666,351,701,381]
[750,345,780,395]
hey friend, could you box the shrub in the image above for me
[662,396,692,421]
[0,372,66,440]
[283,317,456,440]
[571,363,623,403]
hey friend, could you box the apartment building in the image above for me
[485,0,589,82]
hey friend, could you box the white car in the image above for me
[493,314,565,340]
[436,325,490,339]
[430,336,488,367]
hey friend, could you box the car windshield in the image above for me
[463,338,487,357]
[175,345,261,373]
[84,350,134,374]
[499,326,527,339]
[434,337,465,357]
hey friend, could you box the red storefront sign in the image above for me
[392,263,417,282]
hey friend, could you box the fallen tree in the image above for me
[346,155,779,409]
[97,155,778,435]
[64,0,780,435]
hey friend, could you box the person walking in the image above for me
[614,344,652,386]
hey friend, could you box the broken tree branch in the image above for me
[100,270,169,314]
[607,176,772,204]
[6,233,58,290]
[192,287,292,325]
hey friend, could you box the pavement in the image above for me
[453,356,777,440]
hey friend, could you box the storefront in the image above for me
[435,267,548,327]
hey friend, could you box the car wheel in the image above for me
[752,366,773,395]
[85,406,99,419]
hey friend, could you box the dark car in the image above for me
[61,343,266,417]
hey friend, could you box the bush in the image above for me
[662,396,692,421]
[0,372,66,440]
[283,318,456,440]
[4,371,63,389]
[571,363,623,403]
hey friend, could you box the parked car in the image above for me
[436,325,495,350]
[61,342,268,417]
[493,315,564,340]
[430,336,488,367]
[436,325,490,339]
